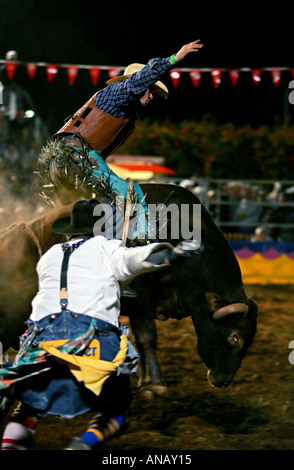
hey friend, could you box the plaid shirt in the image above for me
[95,57,173,119]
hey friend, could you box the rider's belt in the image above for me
[54,91,135,160]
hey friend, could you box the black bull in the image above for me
[0,183,257,392]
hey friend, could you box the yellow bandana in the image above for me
[39,333,128,396]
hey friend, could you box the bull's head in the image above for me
[192,292,258,388]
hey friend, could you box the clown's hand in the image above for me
[169,240,200,265]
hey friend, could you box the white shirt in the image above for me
[31,236,171,326]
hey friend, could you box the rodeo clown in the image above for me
[38,39,203,242]
[0,199,199,450]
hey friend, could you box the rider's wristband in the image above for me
[170,54,177,65]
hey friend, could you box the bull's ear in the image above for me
[205,292,224,312]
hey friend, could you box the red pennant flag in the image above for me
[189,70,202,88]
[291,69,294,79]
[211,69,223,88]
[169,69,182,88]
[270,69,282,87]
[88,67,101,85]
[251,69,262,85]
[5,61,18,79]
[46,64,58,82]
[66,66,79,85]
[229,69,240,86]
[107,67,121,81]
[26,62,37,79]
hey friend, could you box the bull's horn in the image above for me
[213,303,249,320]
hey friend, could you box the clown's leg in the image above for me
[1,402,39,450]
[65,412,129,450]
[65,373,132,451]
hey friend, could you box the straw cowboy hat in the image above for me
[52,199,100,235]
[106,63,169,99]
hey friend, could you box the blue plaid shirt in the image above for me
[95,57,173,120]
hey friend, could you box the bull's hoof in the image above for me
[139,382,168,399]
[140,388,155,400]
[151,384,168,397]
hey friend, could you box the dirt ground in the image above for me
[1,283,294,452]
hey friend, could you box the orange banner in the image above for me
[237,254,294,284]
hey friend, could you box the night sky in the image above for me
[0,0,293,133]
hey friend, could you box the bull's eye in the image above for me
[229,333,243,348]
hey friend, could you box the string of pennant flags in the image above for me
[1,59,293,88]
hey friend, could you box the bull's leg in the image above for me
[128,301,168,399]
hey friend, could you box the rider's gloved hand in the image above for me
[169,240,200,265]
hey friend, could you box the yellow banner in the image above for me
[237,254,294,284]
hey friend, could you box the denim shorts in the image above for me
[14,310,132,418]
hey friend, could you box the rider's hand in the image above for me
[169,240,200,265]
[172,40,203,63]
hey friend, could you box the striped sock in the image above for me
[79,412,128,448]
[1,407,39,450]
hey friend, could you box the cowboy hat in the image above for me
[106,63,169,99]
[52,199,100,235]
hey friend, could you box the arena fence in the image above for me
[140,176,294,240]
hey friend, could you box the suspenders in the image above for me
[59,238,89,310]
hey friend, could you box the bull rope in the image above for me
[122,178,133,245]
[24,225,43,259]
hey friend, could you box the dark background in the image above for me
[0,0,293,133]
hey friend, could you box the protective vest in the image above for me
[54,91,135,159]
